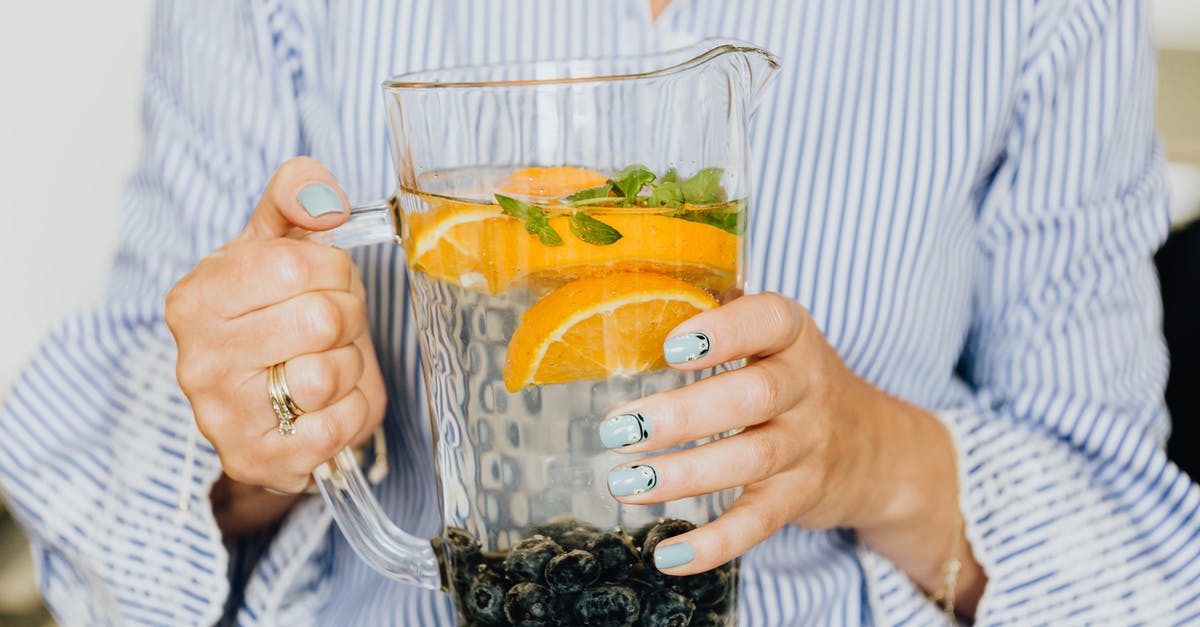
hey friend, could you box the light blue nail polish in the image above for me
[663,332,711,364]
[599,412,650,449]
[607,465,657,497]
[654,542,696,570]
[297,183,344,217]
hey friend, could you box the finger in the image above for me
[605,424,802,506]
[244,344,365,421]
[195,238,356,319]
[272,387,372,482]
[661,292,808,371]
[346,331,388,446]
[225,290,368,368]
[237,156,350,242]
[600,357,802,453]
[223,387,371,492]
[646,477,797,576]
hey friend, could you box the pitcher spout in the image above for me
[687,39,781,106]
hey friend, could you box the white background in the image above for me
[0,1,1197,395]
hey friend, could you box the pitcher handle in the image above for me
[303,199,442,591]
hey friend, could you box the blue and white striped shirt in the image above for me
[2,1,1197,625]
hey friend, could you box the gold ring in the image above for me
[267,362,304,435]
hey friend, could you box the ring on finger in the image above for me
[267,362,305,435]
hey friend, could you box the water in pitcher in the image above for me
[398,165,745,626]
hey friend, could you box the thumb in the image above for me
[238,157,350,242]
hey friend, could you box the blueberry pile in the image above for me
[435,518,736,626]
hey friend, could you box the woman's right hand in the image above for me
[166,157,388,500]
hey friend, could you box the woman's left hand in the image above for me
[600,292,983,612]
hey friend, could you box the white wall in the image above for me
[1153,0,1200,51]
[0,2,154,394]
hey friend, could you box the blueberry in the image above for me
[639,588,696,627]
[688,610,726,626]
[545,549,600,594]
[550,592,580,625]
[531,517,599,546]
[586,531,639,582]
[631,521,658,548]
[670,565,730,608]
[557,526,601,551]
[505,535,563,583]
[640,519,696,572]
[445,526,483,562]
[504,582,554,627]
[575,584,640,627]
[464,568,507,625]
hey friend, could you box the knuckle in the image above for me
[176,351,221,390]
[758,292,798,334]
[302,293,346,347]
[219,452,259,486]
[261,240,312,293]
[740,365,782,417]
[294,358,340,409]
[747,433,781,478]
[164,282,191,330]
[312,412,349,457]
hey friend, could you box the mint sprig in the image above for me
[679,167,726,205]
[648,181,684,208]
[564,183,614,206]
[495,194,564,246]
[667,199,744,235]
[610,164,656,204]
[569,212,623,245]
[496,193,623,246]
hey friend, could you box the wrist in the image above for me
[841,386,965,586]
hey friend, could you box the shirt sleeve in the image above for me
[860,1,1200,624]
[0,2,308,624]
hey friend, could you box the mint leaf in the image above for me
[569,212,623,245]
[668,200,744,235]
[496,193,564,246]
[610,164,656,202]
[648,181,684,208]
[680,167,726,205]
[532,221,564,246]
[495,193,534,220]
[564,183,614,206]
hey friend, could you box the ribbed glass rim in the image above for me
[381,38,778,90]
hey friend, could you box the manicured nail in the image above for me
[297,183,344,216]
[654,542,696,570]
[607,465,657,497]
[599,412,650,449]
[663,332,711,364]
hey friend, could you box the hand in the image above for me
[601,293,984,614]
[166,157,387,505]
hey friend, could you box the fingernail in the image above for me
[599,412,650,449]
[663,332,711,364]
[297,183,344,216]
[654,542,696,570]
[607,465,657,497]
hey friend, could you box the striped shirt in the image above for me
[2,0,1197,625]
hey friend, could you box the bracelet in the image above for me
[928,555,961,623]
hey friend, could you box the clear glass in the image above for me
[311,39,778,627]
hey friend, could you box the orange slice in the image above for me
[498,166,609,198]
[503,272,718,391]
[404,199,506,291]
[407,203,739,294]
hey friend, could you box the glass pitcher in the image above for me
[307,39,779,627]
